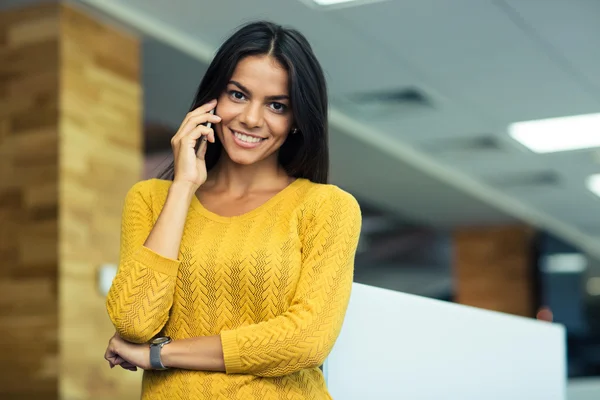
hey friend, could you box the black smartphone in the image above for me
[195,108,215,154]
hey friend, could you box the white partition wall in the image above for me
[325,283,567,400]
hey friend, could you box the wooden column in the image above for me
[0,4,60,398]
[0,3,143,399]
[453,226,537,318]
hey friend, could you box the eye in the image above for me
[229,90,246,101]
[270,102,287,113]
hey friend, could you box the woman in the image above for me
[104,20,361,399]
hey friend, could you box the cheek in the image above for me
[268,117,293,139]
[215,100,235,123]
[214,102,235,137]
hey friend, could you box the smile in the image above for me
[230,129,266,149]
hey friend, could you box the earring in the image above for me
[292,128,299,135]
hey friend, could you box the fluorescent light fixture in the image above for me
[308,0,386,7]
[508,113,600,153]
[541,253,587,274]
[311,0,363,4]
[586,173,600,197]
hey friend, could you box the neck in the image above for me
[206,154,291,194]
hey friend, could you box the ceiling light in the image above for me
[541,253,587,274]
[586,174,600,198]
[586,277,600,296]
[508,113,600,153]
[307,0,386,8]
[312,0,356,4]
[312,0,363,4]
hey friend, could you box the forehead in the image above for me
[230,55,289,95]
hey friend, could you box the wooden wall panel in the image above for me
[60,4,143,400]
[0,4,59,399]
[1,3,143,399]
[453,226,536,317]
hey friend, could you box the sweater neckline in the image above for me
[190,178,309,223]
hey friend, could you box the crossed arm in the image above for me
[105,182,361,376]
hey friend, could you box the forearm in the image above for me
[107,181,191,343]
[161,335,226,372]
[106,259,178,343]
[144,181,197,259]
[219,300,344,376]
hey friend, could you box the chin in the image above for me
[224,149,265,166]
[229,155,260,165]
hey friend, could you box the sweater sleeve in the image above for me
[106,180,180,343]
[220,187,362,377]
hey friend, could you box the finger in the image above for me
[172,114,220,147]
[209,124,216,143]
[197,136,208,160]
[187,125,214,142]
[178,125,213,154]
[120,362,138,371]
[190,99,218,117]
[180,114,221,139]
[105,348,125,365]
[180,101,219,130]
[189,112,221,126]
[120,361,136,368]
[107,354,124,366]
[105,347,115,363]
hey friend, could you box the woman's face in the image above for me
[215,55,294,168]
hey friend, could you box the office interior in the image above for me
[1,0,600,398]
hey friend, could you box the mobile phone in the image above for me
[196,108,215,155]
[205,108,215,130]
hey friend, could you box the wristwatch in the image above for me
[149,336,172,370]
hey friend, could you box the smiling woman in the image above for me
[215,56,294,166]
[157,20,330,184]
[104,20,362,400]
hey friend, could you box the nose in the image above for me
[239,102,264,129]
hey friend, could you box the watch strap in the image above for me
[149,338,171,370]
[149,344,166,370]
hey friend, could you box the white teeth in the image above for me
[233,131,262,143]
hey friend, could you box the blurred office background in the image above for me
[1,0,599,398]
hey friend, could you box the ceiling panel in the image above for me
[334,0,600,124]
[350,100,489,143]
[502,0,600,95]
[329,127,516,227]
[104,0,419,98]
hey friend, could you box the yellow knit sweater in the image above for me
[106,178,361,399]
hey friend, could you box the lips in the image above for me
[230,128,266,148]
[231,129,265,141]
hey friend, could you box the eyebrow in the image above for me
[229,80,289,101]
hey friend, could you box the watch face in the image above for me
[150,336,171,345]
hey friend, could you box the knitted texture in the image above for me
[106,178,362,399]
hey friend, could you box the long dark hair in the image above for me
[158,21,329,183]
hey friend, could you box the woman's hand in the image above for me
[171,99,222,188]
[104,332,151,371]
